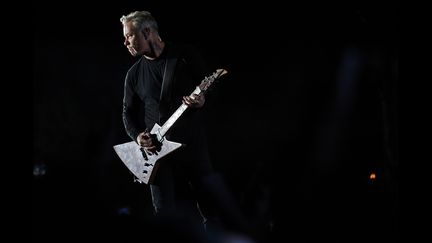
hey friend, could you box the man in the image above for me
[119,10,246,235]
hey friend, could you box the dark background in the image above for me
[33,0,399,242]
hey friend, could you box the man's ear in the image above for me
[142,28,150,40]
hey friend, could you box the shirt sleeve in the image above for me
[122,70,142,142]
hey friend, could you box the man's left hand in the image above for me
[183,94,205,108]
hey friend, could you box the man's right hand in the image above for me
[137,131,157,151]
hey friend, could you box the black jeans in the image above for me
[149,154,222,232]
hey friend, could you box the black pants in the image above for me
[149,153,223,231]
[150,160,252,237]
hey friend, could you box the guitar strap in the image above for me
[159,57,177,122]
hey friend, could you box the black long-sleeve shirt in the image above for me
[122,42,210,154]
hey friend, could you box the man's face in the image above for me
[123,22,147,57]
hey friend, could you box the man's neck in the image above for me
[144,38,165,60]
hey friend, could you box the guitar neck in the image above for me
[158,86,202,138]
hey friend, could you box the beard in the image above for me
[128,46,139,56]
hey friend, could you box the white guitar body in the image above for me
[113,124,182,184]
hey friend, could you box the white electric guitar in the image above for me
[113,69,227,184]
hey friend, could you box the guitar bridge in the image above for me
[139,147,148,161]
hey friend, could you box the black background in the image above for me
[33,0,399,242]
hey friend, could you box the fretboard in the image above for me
[158,86,201,139]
